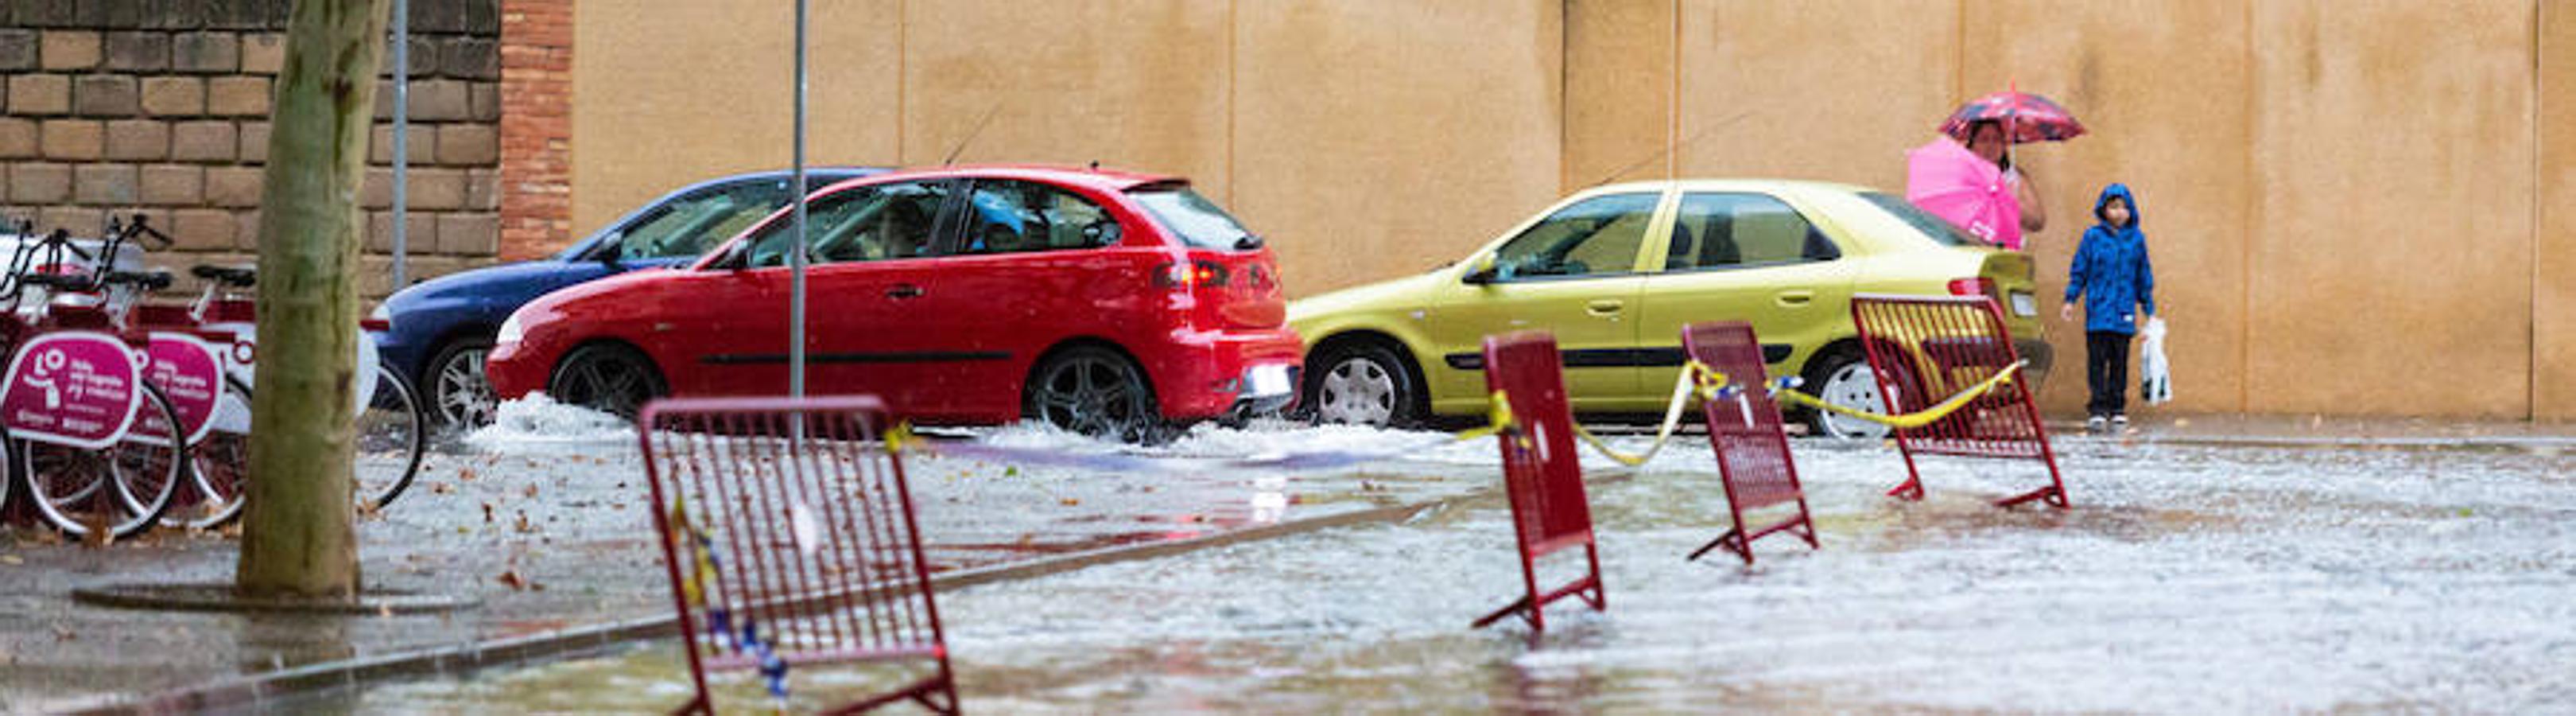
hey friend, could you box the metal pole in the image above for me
[789,0,809,398]
[390,0,409,288]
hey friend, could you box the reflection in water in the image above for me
[232,613,352,673]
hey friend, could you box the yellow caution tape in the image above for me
[1775,360,2026,429]
[1454,390,1520,445]
[668,493,719,607]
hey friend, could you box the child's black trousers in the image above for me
[2085,330,2133,418]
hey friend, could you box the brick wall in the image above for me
[496,0,568,262]
[0,0,501,298]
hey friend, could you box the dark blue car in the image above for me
[370,168,882,427]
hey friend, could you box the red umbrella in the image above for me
[1938,88,2085,144]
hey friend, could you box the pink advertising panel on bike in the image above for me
[144,332,223,444]
[2,332,144,449]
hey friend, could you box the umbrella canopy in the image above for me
[1939,89,2085,144]
[1906,137,2023,250]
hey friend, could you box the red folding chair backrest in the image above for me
[1481,331,1593,555]
[1681,321,1802,510]
[639,395,957,714]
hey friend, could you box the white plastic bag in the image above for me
[2139,317,2173,405]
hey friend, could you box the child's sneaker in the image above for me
[2086,414,2108,434]
[2112,414,2130,429]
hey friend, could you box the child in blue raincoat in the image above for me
[2061,184,2155,432]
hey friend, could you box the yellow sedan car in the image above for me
[1288,179,2050,438]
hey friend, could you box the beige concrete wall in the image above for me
[899,1,1231,200]
[1233,1,1565,294]
[570,0,902,234]
[2247,0,2535,418]
[2543,0,2574,422]
[1961,2,2253,414]
[565,0,2571,419]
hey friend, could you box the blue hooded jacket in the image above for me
[2065,184,2155,334]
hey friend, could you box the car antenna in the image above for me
[941,103,1003,166]
[1583,109,1753,189]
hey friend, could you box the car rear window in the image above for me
[1130,187,1260,251]
[1859,191,1980,247]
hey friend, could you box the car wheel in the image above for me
[1025,346,1163,443]
[426,336,498,429]
[1803,347,1895,442]
[1305,340,1422,429]
[548,343,665,420]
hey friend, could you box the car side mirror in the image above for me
[1461,255,1500,285]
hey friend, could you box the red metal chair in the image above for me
[638,395,959,715]
[1679,321,1818,564]
[1850,294,2067,508]
[1469,331,1605,632]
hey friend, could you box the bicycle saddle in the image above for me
[190,264,257,287]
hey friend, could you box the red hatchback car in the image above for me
[485,165,1302,442]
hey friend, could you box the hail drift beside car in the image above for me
[485,165,1302,442]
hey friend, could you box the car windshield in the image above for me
[1130,187,1259,250]
[1858,191,1980,247]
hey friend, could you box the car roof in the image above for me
[821,164,1187,194]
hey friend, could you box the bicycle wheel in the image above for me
[174,430,247,529]
[355,363,425,513]
[24,383,187,540]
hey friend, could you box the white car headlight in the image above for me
[495,312,526,346]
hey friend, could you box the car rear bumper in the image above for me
[2016,337,2054,385]
[1146,327,1305,421]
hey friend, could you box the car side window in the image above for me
[1488,193,1657,282]
[1666,193,1840,270]
[959,180,1122,255]
[616,182,790,261]
[741,181,952,268]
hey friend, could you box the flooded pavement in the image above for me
[302,415,2575,714]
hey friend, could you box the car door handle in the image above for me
[886,284,924,299]
[1775,290,1814,306]
[1585,299,1624,316]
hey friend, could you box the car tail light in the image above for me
[1152,260,1230,289]
[1948,277,1997,297]
[360,317,391,332]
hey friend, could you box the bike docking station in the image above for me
[639,395,960,716]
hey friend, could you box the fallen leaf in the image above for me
[498,570,528,590]
[1058,497,1080,506]
[430,482,454,495]
[522,484,538,499]
[52,625,76,641]
[514,512,533,533]
[459,468,479,482]
[0,555,20,566]
[482,503,495,523]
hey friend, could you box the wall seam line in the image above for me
[2532,0,2544,421]
[1668,0,1680,179]
[895,0,907,164]
[1228,0,1237,204]
[2240,0,2256,414]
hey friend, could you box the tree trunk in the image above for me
[235,0,392,600]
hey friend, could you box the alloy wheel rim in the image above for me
[1821,362,1892,440]
[1037,355,1144,441]
[435,347,495,426]
[563,354,649,418]
[1317,357,1396,426]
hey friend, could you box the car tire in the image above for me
[425,336,498,430]
[1024,345,1166,444]
[548,343,666,421]
[1802,346,1896,442]
[1303,340,1423,429]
